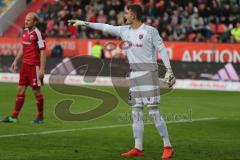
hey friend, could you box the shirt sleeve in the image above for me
[151,28,171,69]
[88,22,122,37]
[35,29,46,50]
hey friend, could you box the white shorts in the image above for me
[128,71,160,105]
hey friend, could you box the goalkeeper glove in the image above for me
[164,68,176,88]
[68,20,88,26]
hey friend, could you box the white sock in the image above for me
[132,107,144,151]
[135,138,143,151]
[148,107,172,147]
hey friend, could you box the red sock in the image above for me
[11,94,25,118]
[36,93,44,119]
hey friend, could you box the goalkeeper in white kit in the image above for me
[68,4,176,159]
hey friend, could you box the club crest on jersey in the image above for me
[139,34,144,40]
[30,35,34,40]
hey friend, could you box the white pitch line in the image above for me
[0,117,217,138]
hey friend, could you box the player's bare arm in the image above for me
[39,50,46,78]
[11,44,23,71]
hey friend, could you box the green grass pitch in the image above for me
[0,82,239,160]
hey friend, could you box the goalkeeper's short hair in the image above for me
[127,4,143,21]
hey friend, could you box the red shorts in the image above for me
[19,63,44,88]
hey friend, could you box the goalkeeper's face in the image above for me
[124,9,135,24]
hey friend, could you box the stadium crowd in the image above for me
[37,0,240,43]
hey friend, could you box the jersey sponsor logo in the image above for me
[132,43,143,47]
[119,41,132,50]
[104,41,143,51]
[22,41,32,45]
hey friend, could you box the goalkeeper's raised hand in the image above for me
[164,68,176,88]
[68,20,88,26]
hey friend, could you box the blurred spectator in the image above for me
[193,33,205,42]
[191,12,204,33]
[37,17,47,34]
[173,25,186,41]
[145,0,158,18]
[51,43,63,57]
[181,11,191,33]
[36,0,240,43]
[117,11,125,25]
[107,10,117,24]
[231,22,240,42]
[97,9,106,23]
[75,9,85,20]
[91,42,104,59]
[171,10,179,26]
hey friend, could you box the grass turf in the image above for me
[0,82,239,160]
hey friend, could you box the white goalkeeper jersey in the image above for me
[88,23,171,71]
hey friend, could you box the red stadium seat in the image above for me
[210,34,218,42]
[67,26,78,38]
[210,23,217,33]
[217,24,227,33]
[188,33,196,41]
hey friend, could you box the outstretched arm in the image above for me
[68,20,121,37]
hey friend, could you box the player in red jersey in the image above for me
[1,12,46,124]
